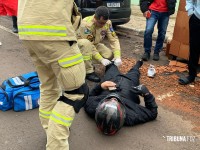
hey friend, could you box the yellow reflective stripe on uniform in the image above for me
[18,25,67,37]
[83,55,92,60]
[114,50,121,58]
[105,24,109,30]
[58,53,83,68]
[85,16,93,23]
[39,109,51,119]
[50,110,74,127]
[94,53,103,60]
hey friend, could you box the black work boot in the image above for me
[153,53,159,61]
[12,26,18,33]
[142,52,150,61]
[12,16,18,33]
[135,59,143,68]
[86,72,101,82]
[178,76,195,85]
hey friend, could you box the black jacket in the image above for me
[140,0,177,15]
[84,75,158,126]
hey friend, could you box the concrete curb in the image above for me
[116,25,169,43]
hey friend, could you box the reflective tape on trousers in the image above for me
[58,53,83,68]
[50,110,74,127]
[18,25,67,36]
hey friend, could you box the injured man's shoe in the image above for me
[86,72,101,82]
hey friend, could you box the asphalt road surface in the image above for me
[0,16,199,150]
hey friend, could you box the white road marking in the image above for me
[0,24,18,37]
[157,91,174,101]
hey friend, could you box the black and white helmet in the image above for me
[95,93,126,135]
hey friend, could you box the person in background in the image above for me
[77,6,122,82]
[178,0,200,85]
[84,60,158,135]
[0,0,18,33]
[18,1,88,150]
[12,16,18,33]
[139,0,176,61]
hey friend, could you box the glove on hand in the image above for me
[101,59,112,66]
[131,84,150,97]
[114,58,122,66]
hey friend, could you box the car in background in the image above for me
[75,0,131,25]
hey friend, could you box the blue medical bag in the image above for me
[0,72,40,111]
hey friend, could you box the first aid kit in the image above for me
[0,72,40,112]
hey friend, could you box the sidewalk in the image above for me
[119,5,177,41]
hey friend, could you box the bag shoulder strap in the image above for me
[7,72,39,88]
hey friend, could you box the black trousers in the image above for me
[189,14,200,78]
[103,62,141,86]
[12,16,17,28]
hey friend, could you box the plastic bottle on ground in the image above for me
[147,64,156,78]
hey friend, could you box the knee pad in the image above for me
[58,83,89,113]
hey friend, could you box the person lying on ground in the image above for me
[84,60,158,135]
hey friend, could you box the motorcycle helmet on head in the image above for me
[95,93,126,135]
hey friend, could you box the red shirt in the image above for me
[149,0,168,12]
[0,0,18,16]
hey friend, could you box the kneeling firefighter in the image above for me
[18,1,88,150]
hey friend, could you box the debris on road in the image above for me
[168,60,188,72]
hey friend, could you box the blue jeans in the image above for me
[144,10,169,54]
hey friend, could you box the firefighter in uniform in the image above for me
[77,6,122,82]
[18,1,88,150]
